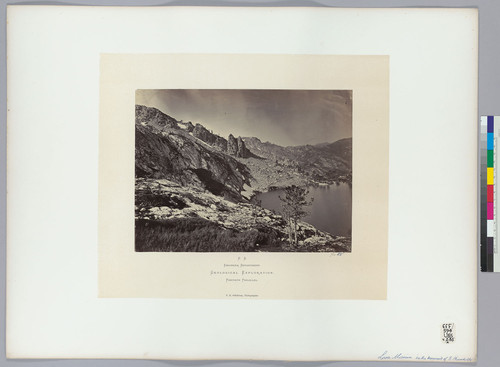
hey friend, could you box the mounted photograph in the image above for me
[100,54,388,299]
[135,89,352,252]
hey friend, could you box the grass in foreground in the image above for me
[135,217,284,252]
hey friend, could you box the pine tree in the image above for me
[279,185,313,246]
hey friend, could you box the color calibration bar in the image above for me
[481,116,500,271]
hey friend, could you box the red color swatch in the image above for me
[488,185,494,202]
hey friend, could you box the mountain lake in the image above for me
[254,183,352,236]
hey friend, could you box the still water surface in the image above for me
[255,183,352,236]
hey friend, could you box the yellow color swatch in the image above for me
[488,167,494,185]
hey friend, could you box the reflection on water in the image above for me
[254,183,352,236]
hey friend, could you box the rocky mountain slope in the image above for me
[136,105,351,198]
[135,105,252,202]
[135,104,352,252]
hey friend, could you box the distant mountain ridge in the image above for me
[242,136,352,185]
[135,105,352,201]
[242,136,351,167]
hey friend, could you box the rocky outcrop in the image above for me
[227,134,251,158]
[136,126,251,201]
[135,178,351,252]
[227,134,238,156]
[135,107,252,202]
[236,136,251,158]
[135,105,179,129]
[185,121,195,132]
[192,123,228,151]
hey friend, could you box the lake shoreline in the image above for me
[247,179,351,202]
[135,178,351,252]
[253,182,352,237]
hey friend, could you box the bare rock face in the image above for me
[135,106,251,202]
[135,105,179,129]
[227,134,238,156]
[185,121,195,132]
[236,136,251,158]
[192,123,228,151]
[227,134,251,158]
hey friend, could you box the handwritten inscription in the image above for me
[378,351,472,362]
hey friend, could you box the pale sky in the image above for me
[136,89,352,147]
